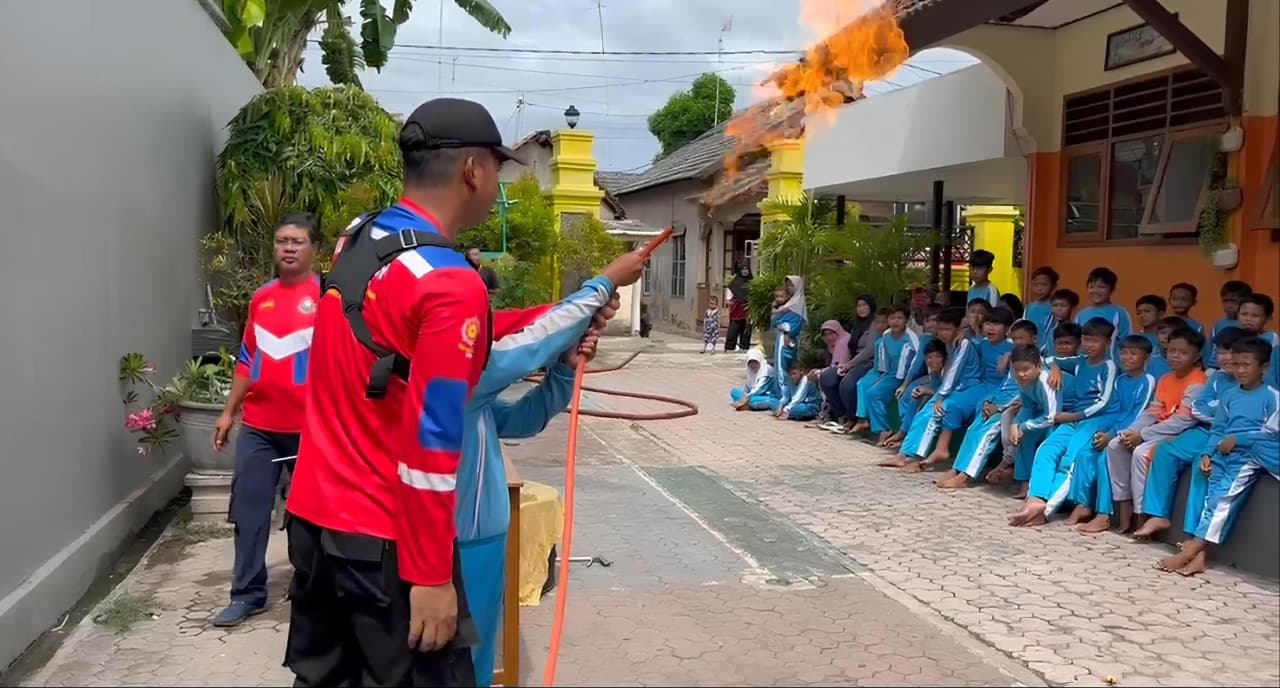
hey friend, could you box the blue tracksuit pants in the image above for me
[952,411,1003,479]
[900,400,941,460]
[1192,451,1279,544]
[730,388,776,411]
[1029,419,1108,514]
[866,376,902,433]
[1142,427,1210,518]
[896,379,930,432]
[940,386,987,431]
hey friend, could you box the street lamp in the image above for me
[564,105,580,129]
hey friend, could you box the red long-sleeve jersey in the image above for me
[286,200,490,587]
[234,276,320,434]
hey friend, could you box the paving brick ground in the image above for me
[15,336,1278,687]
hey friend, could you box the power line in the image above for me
[307,38,801,57]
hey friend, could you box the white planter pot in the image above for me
[1208,243,1239,270]
[177,400,235,522]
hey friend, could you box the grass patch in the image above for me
[176,519,234,544]
[92,593,158,634]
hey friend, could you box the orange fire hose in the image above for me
[541,228,683,686]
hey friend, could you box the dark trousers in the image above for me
[819,364,871,421]
[285,516,478,687]
[229,427,299,607]
[724,319,751,351]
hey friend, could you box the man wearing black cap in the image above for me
[283,98,522,686]
[967,249,1000,307]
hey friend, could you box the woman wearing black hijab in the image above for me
[724,262,753,351]
[819,294,878,432]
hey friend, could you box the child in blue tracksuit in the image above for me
[458,274,620,685]
[994,347,1064,518]
[941,318,1038,488]
[1203,280,1251,369]
[1047,289,1080,357]
[1075,266,1132,361]
[1156,336,1276,576]
[1147,316,1183,379]
[882,308,980,469]
[855,306,920,435]
[908,308,1008,470]
[882,308,940,448]
[731,349,778,411]
[1135,327,1245,541]
[1236,293,1279,388]
[1024,267,1059,357]
[885,339,947,450]
[1168,282,1204,336]
[1067,335,1157,532]
[770,275,807,402]
[1009,317,1120,526]
[1134,294,1166,350]
[967,249,1000,306]
[773,364,823,421]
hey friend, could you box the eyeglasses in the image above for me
[274,237,312,247]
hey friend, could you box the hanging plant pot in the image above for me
[1216,187,1243,213]
[1208,243,1239,270]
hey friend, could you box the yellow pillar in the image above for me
[548,129,604,220]
[760,138,805,225]
[963,205,1022,299]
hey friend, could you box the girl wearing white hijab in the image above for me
[730,349,777,411]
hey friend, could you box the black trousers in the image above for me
[724,319,751,351]
[284,516,478,687]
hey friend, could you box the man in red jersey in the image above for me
[283,99,519,686]
[211,214,321,627]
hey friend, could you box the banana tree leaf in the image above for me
[453,0,511,37]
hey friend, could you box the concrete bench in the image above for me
[1162,468,1279,580]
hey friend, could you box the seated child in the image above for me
[965,298,993,342]
[999,294,1024,320]
[1204,280,1251,369]
[967,249,1000,306]
[939,318,1037,488]
[1076,267,1132,359]
[853,306,920,435]
[1107,326,1208,535]
[1067,335,1157,533]
[883,334,945,450]
[730,350,777,412]
[852,308,895,425]
[879,308,980,469]
[1024,267,1060,355]
[1133,327,1245,540]
[770,276,808,401]
[987,322,1083,492]
[701,295,721,354]
[1235,293,1279,387]
[1156,336,1276,576]
[909,308,1011,471]
[1168,282,1203,334]
[1147,316,1185,379]
[1134,294,1167,349]
[1009,317,1121,526]
[998,345,1063,521]
[1049,288,1080,352]
[772,363,823,421]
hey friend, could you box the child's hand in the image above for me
[1120,430,1142,450]
[1091,432,1111,451]
[1010,425,1024,446]
[1199,455,1212,476]
[1053,412,1073,425]
[933,399,944,415]
[780,410,790,420]
[982,401,998,419]
[1047,364,1063,390]
[894,384,907,399]
[1217,435,1237,454]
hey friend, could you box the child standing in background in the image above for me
[701,296,721,354]
[967,250,1000,306]
[1148,316,1183,379]
[1168,282,1203,334]
[1076,267,1132,360]
[1236,293,1279,387]
[1049,289,1080,355]
[1135,295,1167,349]
[1204,280,1252,369]
[1025,267,1059,355]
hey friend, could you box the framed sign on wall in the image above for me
[1105,19,1176,71]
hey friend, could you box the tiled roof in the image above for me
[694,157,771,209]
[613,123,738,196]
[594,170,641,193]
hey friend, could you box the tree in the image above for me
[458,174,558,264]
[205,86,403,332]
[647,73,736,157]
[219,0,512,88]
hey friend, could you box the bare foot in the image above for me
[1064,505,1092,525]
[1077,514,1112,534]
[1114,502,1135,534]
[933,469,959,483]
[1022,511,1048,527]
[985,465,1013,485]
[1176,550,1207,576]
[938,472,971,489]
[901,461,925,474]
[1010,500,1047,527]
[924,447,951,466]
[876,430,894,446]
[1131,517,1171,542]
[878,455,908,468]
[1013,483,1029,500]
[852,420,871,434]
[1156,549,1194,572]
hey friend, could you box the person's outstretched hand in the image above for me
[601,250,647,287]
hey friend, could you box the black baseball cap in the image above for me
[401,98,523,164]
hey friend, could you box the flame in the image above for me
[721,0,910,181]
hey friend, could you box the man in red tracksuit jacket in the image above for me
[284,99,520,686]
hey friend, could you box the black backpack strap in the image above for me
[325,215,457,399]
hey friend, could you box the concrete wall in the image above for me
[0,0,261,669]
[499,141,553,189]
[617,180,709,334]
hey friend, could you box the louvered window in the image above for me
[1061,67,1226,243]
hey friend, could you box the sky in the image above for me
[296,0,978,172]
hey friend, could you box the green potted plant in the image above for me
[119,350,235,472]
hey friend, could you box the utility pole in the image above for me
[714,16,732,127]
[451,57,458,93]
[437,0,445,91]
[514,95,526,142]
[595,0,610,167]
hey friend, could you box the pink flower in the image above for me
[142,364,156,374]
[136,445,148,456]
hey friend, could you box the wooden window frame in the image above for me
[1058,67,1226,247]
[1251,133,1280,231]
[670,233,687,298]
[1137,124,1223,236]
